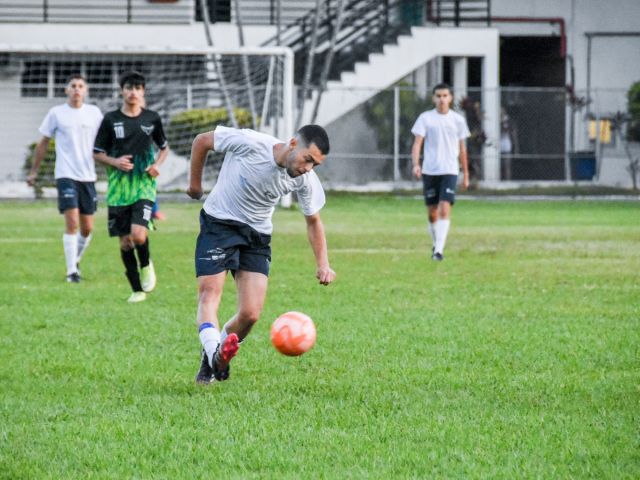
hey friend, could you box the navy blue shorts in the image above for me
[107,199,154,237]
[56,178,97,214]
[422,174,458,206]
[195,210,272,277]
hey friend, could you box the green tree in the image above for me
[167,107,254,180]
[23,140,56,198]
[167,107,253,157]
[627,81,640,142]
[363,85,432,179]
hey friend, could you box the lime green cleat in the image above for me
[141,260,156,293]
[127,291,147,303]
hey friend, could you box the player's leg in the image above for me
[57,179,82,281]
[222,270,268,344]
[195,273,228,384]
[62,207,81,281]
[220,226,271,347]
[434,200,451,257]
[151,200,166,221]
[120,234,145,302]
[77,214,93,266]
[422,175,439,256]
[76,181,97,268]
[193,210,242,383]
[433,175,457,259]
[131,200,155,292]
[197,272,227,357]
[427,205,438,249]
[212,271,267,380]
[109,204,144,302]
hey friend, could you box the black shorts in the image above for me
[195,210,272,277]
[56,178,97,215]
[422,174,458,206]
[107,199,154,237]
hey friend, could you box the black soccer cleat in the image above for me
[212,362,230,382]
[66,272,81,283]
[195,349,214,385]
[431,252,444,261]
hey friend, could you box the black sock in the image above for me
[121,248,142,292]
[135,238,150,268]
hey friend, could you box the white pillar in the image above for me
[393,86,400,182]
[452,57,468,104]
[481,44,500,183]
[427,57,443,90]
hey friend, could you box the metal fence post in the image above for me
[393,85,400,182]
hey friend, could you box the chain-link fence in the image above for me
[1,73,638,192]
[316,85,638,188]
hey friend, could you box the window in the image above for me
[86,60,116,99]
[21,61,49,97]
[53,61,83,97]
[195,0,231,23]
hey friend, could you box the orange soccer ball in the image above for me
[270,311,317,356]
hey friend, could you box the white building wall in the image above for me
[0,23,275,50]
[491,0,640,93]
[0,73,58,181]
[1,0,638,185]
[0,22,277,180]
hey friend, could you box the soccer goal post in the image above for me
[0,45,294,185]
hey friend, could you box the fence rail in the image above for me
[0,0,320,24]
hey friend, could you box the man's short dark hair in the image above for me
[119,71,145,89]
[66,73,87,84]
[296,124,330,155]
[432,83,452,95]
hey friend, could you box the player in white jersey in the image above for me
[27,74,103,282]
[411,83,470,261]
[187,124,336,384]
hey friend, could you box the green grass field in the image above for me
[1,196,638,479]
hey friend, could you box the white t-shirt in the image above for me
[39,103,103,181]
[411,109,470,175]
[203,126,326,235]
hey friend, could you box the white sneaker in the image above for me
[127,291,147,303]
[141,260,156,293]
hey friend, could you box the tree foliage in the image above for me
[627,81,640,142]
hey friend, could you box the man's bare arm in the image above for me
[305,213,336,286]
[459,140,469,190]
[94,152,134,172]
[26,136,51,186]
[187,132,214,200]
[412,135,424,179]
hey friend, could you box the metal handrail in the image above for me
[0,0,321,24]
[262,0,422,86]
[426,0,491,26]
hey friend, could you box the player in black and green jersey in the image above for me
[94,71,169,303]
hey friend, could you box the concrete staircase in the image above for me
[299,26,499,127]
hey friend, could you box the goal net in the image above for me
[0,45,293,187]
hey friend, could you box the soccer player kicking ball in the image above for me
[411,83,470,261]
[27,74,103,283]
[93,71,169,303]
[187,125,336,384]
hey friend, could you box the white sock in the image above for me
[77,233,92,263]
[428,222,436,247]
[198,323,220,367]
[434,219,451,254]
[63,233,78,275]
